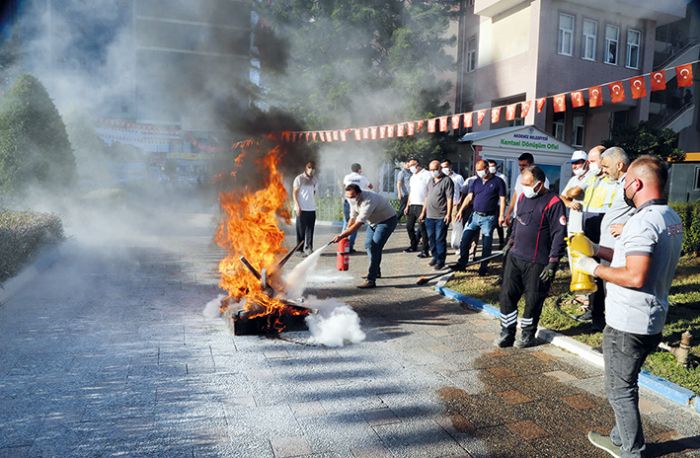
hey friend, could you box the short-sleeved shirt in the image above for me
[605,201,683,335]
[350,190,397,225]
[343,172,371,190]
[599,174,634,249]
[397,169,412,196]
[582,173,617,214]
[562,171,591,234]
[408,169,431,205]
[425,176,454,219]
[293,173,317,211]
[448,172,465,203]
[468,175,506,213]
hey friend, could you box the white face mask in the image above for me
[573,167,586,176]
[431,170,441,178]
[347,197,357,205]
[441,167,451,175]
[476,169,487,179]
[522,181,540,199]
[488,166,497,174]
[409,166,418,174]
[589,162,600,175]
[306,168,315,176]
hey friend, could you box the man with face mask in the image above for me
[571,156,683,458]
[403,159,431,257]
[342,163,373,253]
[419,160,454,270]
[332,184,398,288]
[599,147,633,251]
[487,160,508,249]
[396,161,412,223]
[451,160,506,275]
[293,161,318,256]
[496,166,567,348]
[560,150,591,235]
[440,159,465,250]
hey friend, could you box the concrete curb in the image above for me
[436,285,699,412]
[0,243,63,305]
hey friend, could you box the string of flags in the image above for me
[260,60,698,148]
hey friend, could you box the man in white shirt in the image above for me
[560,150,591,235]
[403,159,431,257]
[440,159,465,249]
[342,163,373,253]
[293,161,318,256]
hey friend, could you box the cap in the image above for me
[569,150,588,163]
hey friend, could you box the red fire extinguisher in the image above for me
[336,237,350,271]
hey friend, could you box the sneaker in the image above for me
[417,252,430,258]
[434,263,445,270]
[357,280,376,289]
[428,259,437,266]
[587,432,621,457]
[514,336,538,349]
[494,329,516,348]
[477,269,488,277]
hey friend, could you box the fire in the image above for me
[215,146,292,318]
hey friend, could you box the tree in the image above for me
[0,74,76,197]
[260,0,460,164]
[602,121,685,162]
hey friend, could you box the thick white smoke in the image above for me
[303,297,366,347]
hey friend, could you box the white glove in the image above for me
[575,255,600,277]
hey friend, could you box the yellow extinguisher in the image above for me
[567,232,598,294]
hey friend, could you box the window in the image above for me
[695,167,700,190]
[572,114,585,147]
[558,13,574,56]
[582,19,597,61]
[605,25,619,64]
[626,29,641,69]
[467,36,477,72]
[553,120,565,142]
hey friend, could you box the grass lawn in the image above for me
[446,256,700,395]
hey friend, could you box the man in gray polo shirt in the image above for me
[599,147,633,251]
[572,155,683,457]
[332,184,398,289]
[419,160,454,270]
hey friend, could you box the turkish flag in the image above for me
[536,97,546,113]
[553,93,566,113]
[452,114,461,130]
[505,104,517,121]
[362,127,369,139]
[520,101,531,118]
[340,130,347,142]
[353,129,362,141]
[407,122,415,136]
[370,126,378,140]
[439,116,449,132]
[416,120,424,133]
[387,124,395,138]
[427,118,436,133]
[332,130,339,141]
[477,109,487,126]
[609,81,625,103]
[650,70,666,91]
[379,125,387,139]
[464,112,473,128]
[491,107,501,124]
[676,63,694,87]
[312,132,318,141]
[589,86,603,107]
[305,132,311,142]
[630,76,647,99]
[397,123,405,137]
[318,131,326,142]
[571,91,585,108]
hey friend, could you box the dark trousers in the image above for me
[398,195,409,222]
[296,210,316,253]
[365,215,398,281]
[458,213,497,273]
[424,218,448,264]
[343,199,358,250]
[496,226,505,249]
[583,212,605,323]
[406,204,428,254]
[499,255,552,334]
[603,326,662,457]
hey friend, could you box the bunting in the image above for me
[464,112,473,128]
[452,114,461,130]
[477,109,487,127]
[427,118,436,133]
[490,107,501,124]
[397,123,405,137]
[505,103,517,121]
[520,101,531,119]
[609,81,625,104]
[589,86,603,107]
[651,70,666,91]
[676,63,694,87]
[536,97,546,113]
[439,116,449,133]
[571,91,585,108]
[553,94,566,113]
[406,122,415,136]
[630,76,646,99]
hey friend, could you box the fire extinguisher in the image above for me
[336,237,350,271]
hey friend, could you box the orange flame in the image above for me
[215,146,292,318]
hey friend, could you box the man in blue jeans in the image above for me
[419,160,454,270]
[332,184,398,289]
[342,163,373,253]
[452,160,506,275]
[572,156,683,457]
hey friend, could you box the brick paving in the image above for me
[0,217,699,457]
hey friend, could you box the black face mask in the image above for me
[623,179,637,208]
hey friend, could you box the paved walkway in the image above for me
[1,217,698,457]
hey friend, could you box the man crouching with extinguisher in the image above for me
[331,184,398,289]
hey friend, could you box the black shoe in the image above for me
[417,252,430,258]
[449,263,466,272]
[591,321,605,332]
[494,328,516,348]
[515,329,538,348]
[349,248,358,254]
[428,259,437,266]
[357,280,376,289]
[404,247,417,253]
[435,263,445,270]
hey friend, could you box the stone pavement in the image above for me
[0,217,699,457]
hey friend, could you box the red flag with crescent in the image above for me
[387,125,395,138]
[464,112,473,128]
[305,132,311,142]
[362,127,369,139]
[452,114,461,130]
[332,130,339,141]
[416,120,424,133]
[427,118,436,133]
[370,126,378,140]
[650,70,666,91]
[438,116,448,132]
[340,130,347,142]
[397,123,405,137]
[406,122,415,136]
[520,101,531,119]
[536,97,546,113]
[318,131,326,142]
[490,107,501,124]
[312,131,318,141]
[609,81,625,103]
[571,91,585,108]
[379,125,387,139]
[553,93,566,113]
[505,104,517,121]
[353,129,361,141]
[589,86,603,107]
[477,109,487,126]
[676,64,693,88]
[630,76,646,99]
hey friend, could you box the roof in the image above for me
[457,126,525,143]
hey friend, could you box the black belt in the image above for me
[474,211,497,216]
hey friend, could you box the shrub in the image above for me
[0,210,64,283]
[670,201,700,256]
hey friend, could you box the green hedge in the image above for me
[670,202,700,256]
[0,210,64,283]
